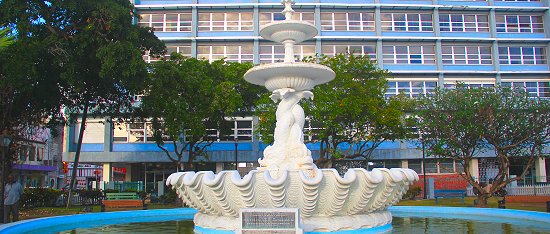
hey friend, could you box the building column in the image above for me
[125,164,132,182]
[191,4,198,58]
[469,158,480,182]
[216,163,224,174]
[535,157,547,182]
[104,116,112,153]
[102,163,112,182]
[400,160,408,169]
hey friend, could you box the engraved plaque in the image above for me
[239,208,302,234]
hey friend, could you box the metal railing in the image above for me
[101,181,144,192]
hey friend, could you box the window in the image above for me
[498,46,546,65]
[144,45,192,63]
[439,13,489,32]
[260,44,315,63]
[165,45,192,59]
[113,122,154,143]
[381,13,433,32]
[383,45,435,64]
[444,82,494,89]
[199,12,253,31]
[129,122,148,142]
[425,159,438,174]
[28,146,36,161]
[502,81,550,98]
[321,44,376,60]
[439,159,455,173]
[320,12,375,31]
[303,118,322,142]
[198,43,254,63]
[442,45,492,65]
[139,13,192,32]
[37,147,44,161]
[496,15,544,33]
[455,160,464,173]
[409,159,464,174]
[383,160,401,169]
[260,11,314,26]
[386,81,437,98]
[231,119,254,141]
[408,160,422,174]
[113,122,129,142]
[19,146,28,161]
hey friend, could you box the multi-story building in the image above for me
[10,127,63,189]
[63,0,550,189]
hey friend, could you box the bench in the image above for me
[101,192,146,211]
[434,189,466,205]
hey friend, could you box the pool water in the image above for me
[58,217,550,234]
[3,207,548,234]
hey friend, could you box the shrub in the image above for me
[21,188,62,208]
[403,186,422,200]
[158,189,177,204]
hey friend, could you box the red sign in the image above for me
[113,167,127,174]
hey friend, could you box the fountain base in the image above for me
[194,211,393,232]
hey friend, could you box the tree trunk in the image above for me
[67,103,89,208]
[475,194,489,207]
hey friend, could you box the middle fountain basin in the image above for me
[244,62,335,92]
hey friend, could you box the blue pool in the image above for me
[0,206,549,233]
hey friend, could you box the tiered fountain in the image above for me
[167,0,418,232]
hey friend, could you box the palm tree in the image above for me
[0,27,13,50]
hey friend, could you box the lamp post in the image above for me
[234,137,239,170]
[0,135,11,223]
[422,137,427,199]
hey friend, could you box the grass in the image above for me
[19,203,180,221]
[396,197,548,212]
[16,198,547,221]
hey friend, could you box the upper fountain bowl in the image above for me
[244,62,335,92]
[260,20,317,44]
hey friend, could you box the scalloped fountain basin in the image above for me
[166,168,418,232]
[244,62,335,91]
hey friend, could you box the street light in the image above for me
[421,136,427,199]
[0,134,12,223]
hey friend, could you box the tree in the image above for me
[414,85,550,207]
[256,53,409,168]
[139,54,255,171]
[0,0,165,204]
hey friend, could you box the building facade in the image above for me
[64,0,550,186]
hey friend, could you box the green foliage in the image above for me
[0,27,13,50]
[0,0,165,117]
[0,0,165,194]
[76,189,103,203]
[403,186,422,200]
[21,188,63,208]
[414,84,550,206]
[256,53,409,167]
[140,55,258,170]
[155,189,178,205]
[103,189,119,194]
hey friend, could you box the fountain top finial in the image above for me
[281,0,295,20]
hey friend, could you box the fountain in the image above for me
[167,0,419,232]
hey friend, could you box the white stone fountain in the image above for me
[167,0,418,232]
